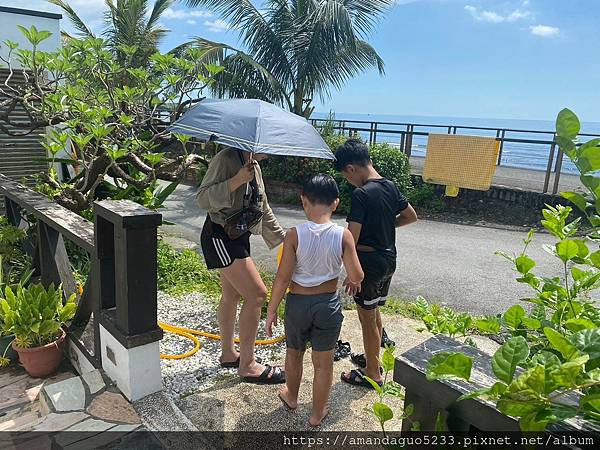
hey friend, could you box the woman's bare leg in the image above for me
[220,257,269,377]
[218,272,241,364]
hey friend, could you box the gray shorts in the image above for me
[284,291,343,352]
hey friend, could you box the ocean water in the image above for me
[312,112,600,174]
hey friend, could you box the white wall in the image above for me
[0,8,61,68]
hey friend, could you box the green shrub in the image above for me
[408,180,446,213]
[0,217,32,285]
[261,138,413,215]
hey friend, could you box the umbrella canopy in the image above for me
[168,98,335,160]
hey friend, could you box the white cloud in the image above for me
[186,19,197,25]
[163,8,212,20]
[530,24,559,37]
[204,19,231,33]
[464,5,530,23]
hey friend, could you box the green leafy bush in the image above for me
[2,27,217,215]
[426,109,600,432]
[261,137,413,214]
[0,217,32,285]
[0,283,76,349]
[408,180,446,213]
[412,297,479,345]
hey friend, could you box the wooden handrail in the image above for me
[0,173,94,253]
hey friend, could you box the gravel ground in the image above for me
[158,291,286,399]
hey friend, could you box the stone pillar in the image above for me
[93,200,163,401]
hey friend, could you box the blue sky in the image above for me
[8,0,600,121]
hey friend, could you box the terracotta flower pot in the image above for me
[12,329,66,378]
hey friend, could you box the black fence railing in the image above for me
[311,118,600,195]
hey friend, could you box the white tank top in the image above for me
[291,221,345,287]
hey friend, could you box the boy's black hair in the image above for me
[302,174,339,206]
[334,139,371,171]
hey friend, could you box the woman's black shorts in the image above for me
[200,216,251,269]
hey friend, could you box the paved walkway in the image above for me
[161,183,557,316]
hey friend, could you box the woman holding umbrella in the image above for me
[197,148,286,383]
[170,98,335,384]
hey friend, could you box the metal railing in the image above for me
[311,118,600,195]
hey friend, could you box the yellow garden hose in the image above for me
[159,246,287,360]
[158,321,286,360]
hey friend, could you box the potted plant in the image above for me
[0,256,34,366]
[0,283,76,377]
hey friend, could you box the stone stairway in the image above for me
[0,363,161,449]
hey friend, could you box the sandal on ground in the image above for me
[381,328,396,348]
[341,368,382,390]
[350,352,367,368]
[333,340,351,361]
[220,355,262,369]
[350,353,384,374]
[241,365,285,385]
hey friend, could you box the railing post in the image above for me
[93,199,163,401]
[372,122,378,144]
[552,146,564,195]
[543,135,557,194]
[406,124,414,157]
[4,197,22,227]
[37,221,77,299]
[497,129,506,165]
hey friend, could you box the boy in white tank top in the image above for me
[266,174,364,427]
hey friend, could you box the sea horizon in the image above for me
[312,111,600,135]
[311,111,600,174]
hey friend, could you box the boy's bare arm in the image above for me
[342,229,364,284]
[267,229,297,315]
[347,221,362,245]
[395,203,418,228]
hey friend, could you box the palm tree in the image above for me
[49,0,174,67]
[185,0,392,117]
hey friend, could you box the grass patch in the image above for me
[157,240,222,297]
[379,297,425,320]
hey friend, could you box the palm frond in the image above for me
[47,0,95,38]
[185,0,295,87]
[308,39,385,101]
[146,0,174,31]
[340,0,395,36]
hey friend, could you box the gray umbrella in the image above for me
[168,98,335,160]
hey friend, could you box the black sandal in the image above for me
[381,328,395,348]
[242,365,285,384]
[334,340,351,361]
[350,353,383,374]
[350,352,367,368]
[220,355,262,369]
[341,368,382,390]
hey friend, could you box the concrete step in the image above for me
[0,365,147,447]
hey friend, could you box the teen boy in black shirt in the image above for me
[335,139,418,388]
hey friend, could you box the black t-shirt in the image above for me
[346,178,408,255]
